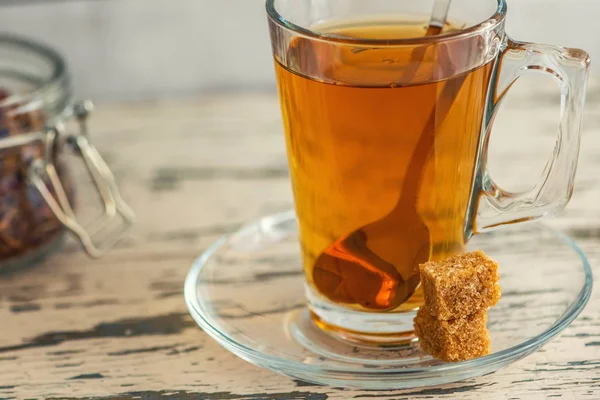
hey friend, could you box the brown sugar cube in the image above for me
[419,250,501,320]
[414,305,490,362]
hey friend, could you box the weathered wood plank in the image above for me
[0,80,598,399]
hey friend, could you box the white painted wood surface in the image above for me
[0,78,597,398]
[0,0,596,100]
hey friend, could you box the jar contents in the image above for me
[0,90,74,261]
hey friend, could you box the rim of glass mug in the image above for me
[266,0,507,45]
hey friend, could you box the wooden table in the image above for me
[0,79,598,399]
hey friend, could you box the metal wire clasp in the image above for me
[28,101,135,258]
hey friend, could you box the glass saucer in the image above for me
[184,211,593,390]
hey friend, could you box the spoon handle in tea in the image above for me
[430,0,452,29]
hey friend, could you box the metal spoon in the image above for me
[428,0,453,35]
[312,0,456,311]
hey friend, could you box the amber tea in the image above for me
[275,20,494,313]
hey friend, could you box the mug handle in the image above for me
[475,38,590,232]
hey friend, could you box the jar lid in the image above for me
[0,33,71,121]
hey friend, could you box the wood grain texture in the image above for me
[0,79,599,399]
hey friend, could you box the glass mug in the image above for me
[267,0,589,341]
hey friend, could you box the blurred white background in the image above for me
[1,0,596,101]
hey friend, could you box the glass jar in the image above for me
[0,33,134,269]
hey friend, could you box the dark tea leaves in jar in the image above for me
[0,93,75,261]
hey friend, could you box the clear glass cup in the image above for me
[267,0,590,341]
